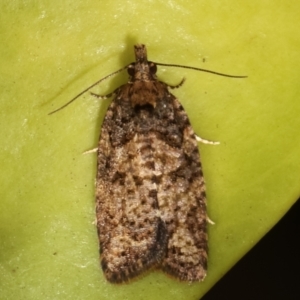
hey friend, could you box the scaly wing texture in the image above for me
[158,96,207,282]
[96,81,207,283]
[96,95,168,283]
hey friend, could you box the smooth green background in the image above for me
[1,1,299,300]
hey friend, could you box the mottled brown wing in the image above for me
[157,95,208,282]
[96,81,207,283]
[96,98,168,283]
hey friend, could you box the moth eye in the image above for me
[127,64,135,76]
[149,62,157,74]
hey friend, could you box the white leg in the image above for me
[207,216,215,225]
[83,148,98,154]
[196,135,220,145]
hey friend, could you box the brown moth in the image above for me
[97,45,208,283]
[49,44,246,283]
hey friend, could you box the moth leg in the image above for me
[90,91,115,99]
[165,78,186,89]
[83,148,98,154]
[90,87,119,99]
[196,135,220,145]
[206,215,215,225]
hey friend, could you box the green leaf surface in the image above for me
[1,1,299,300]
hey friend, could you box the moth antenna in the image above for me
[154,62,247,78]
[48,64,130,115]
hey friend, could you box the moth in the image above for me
[50,44,245,283]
